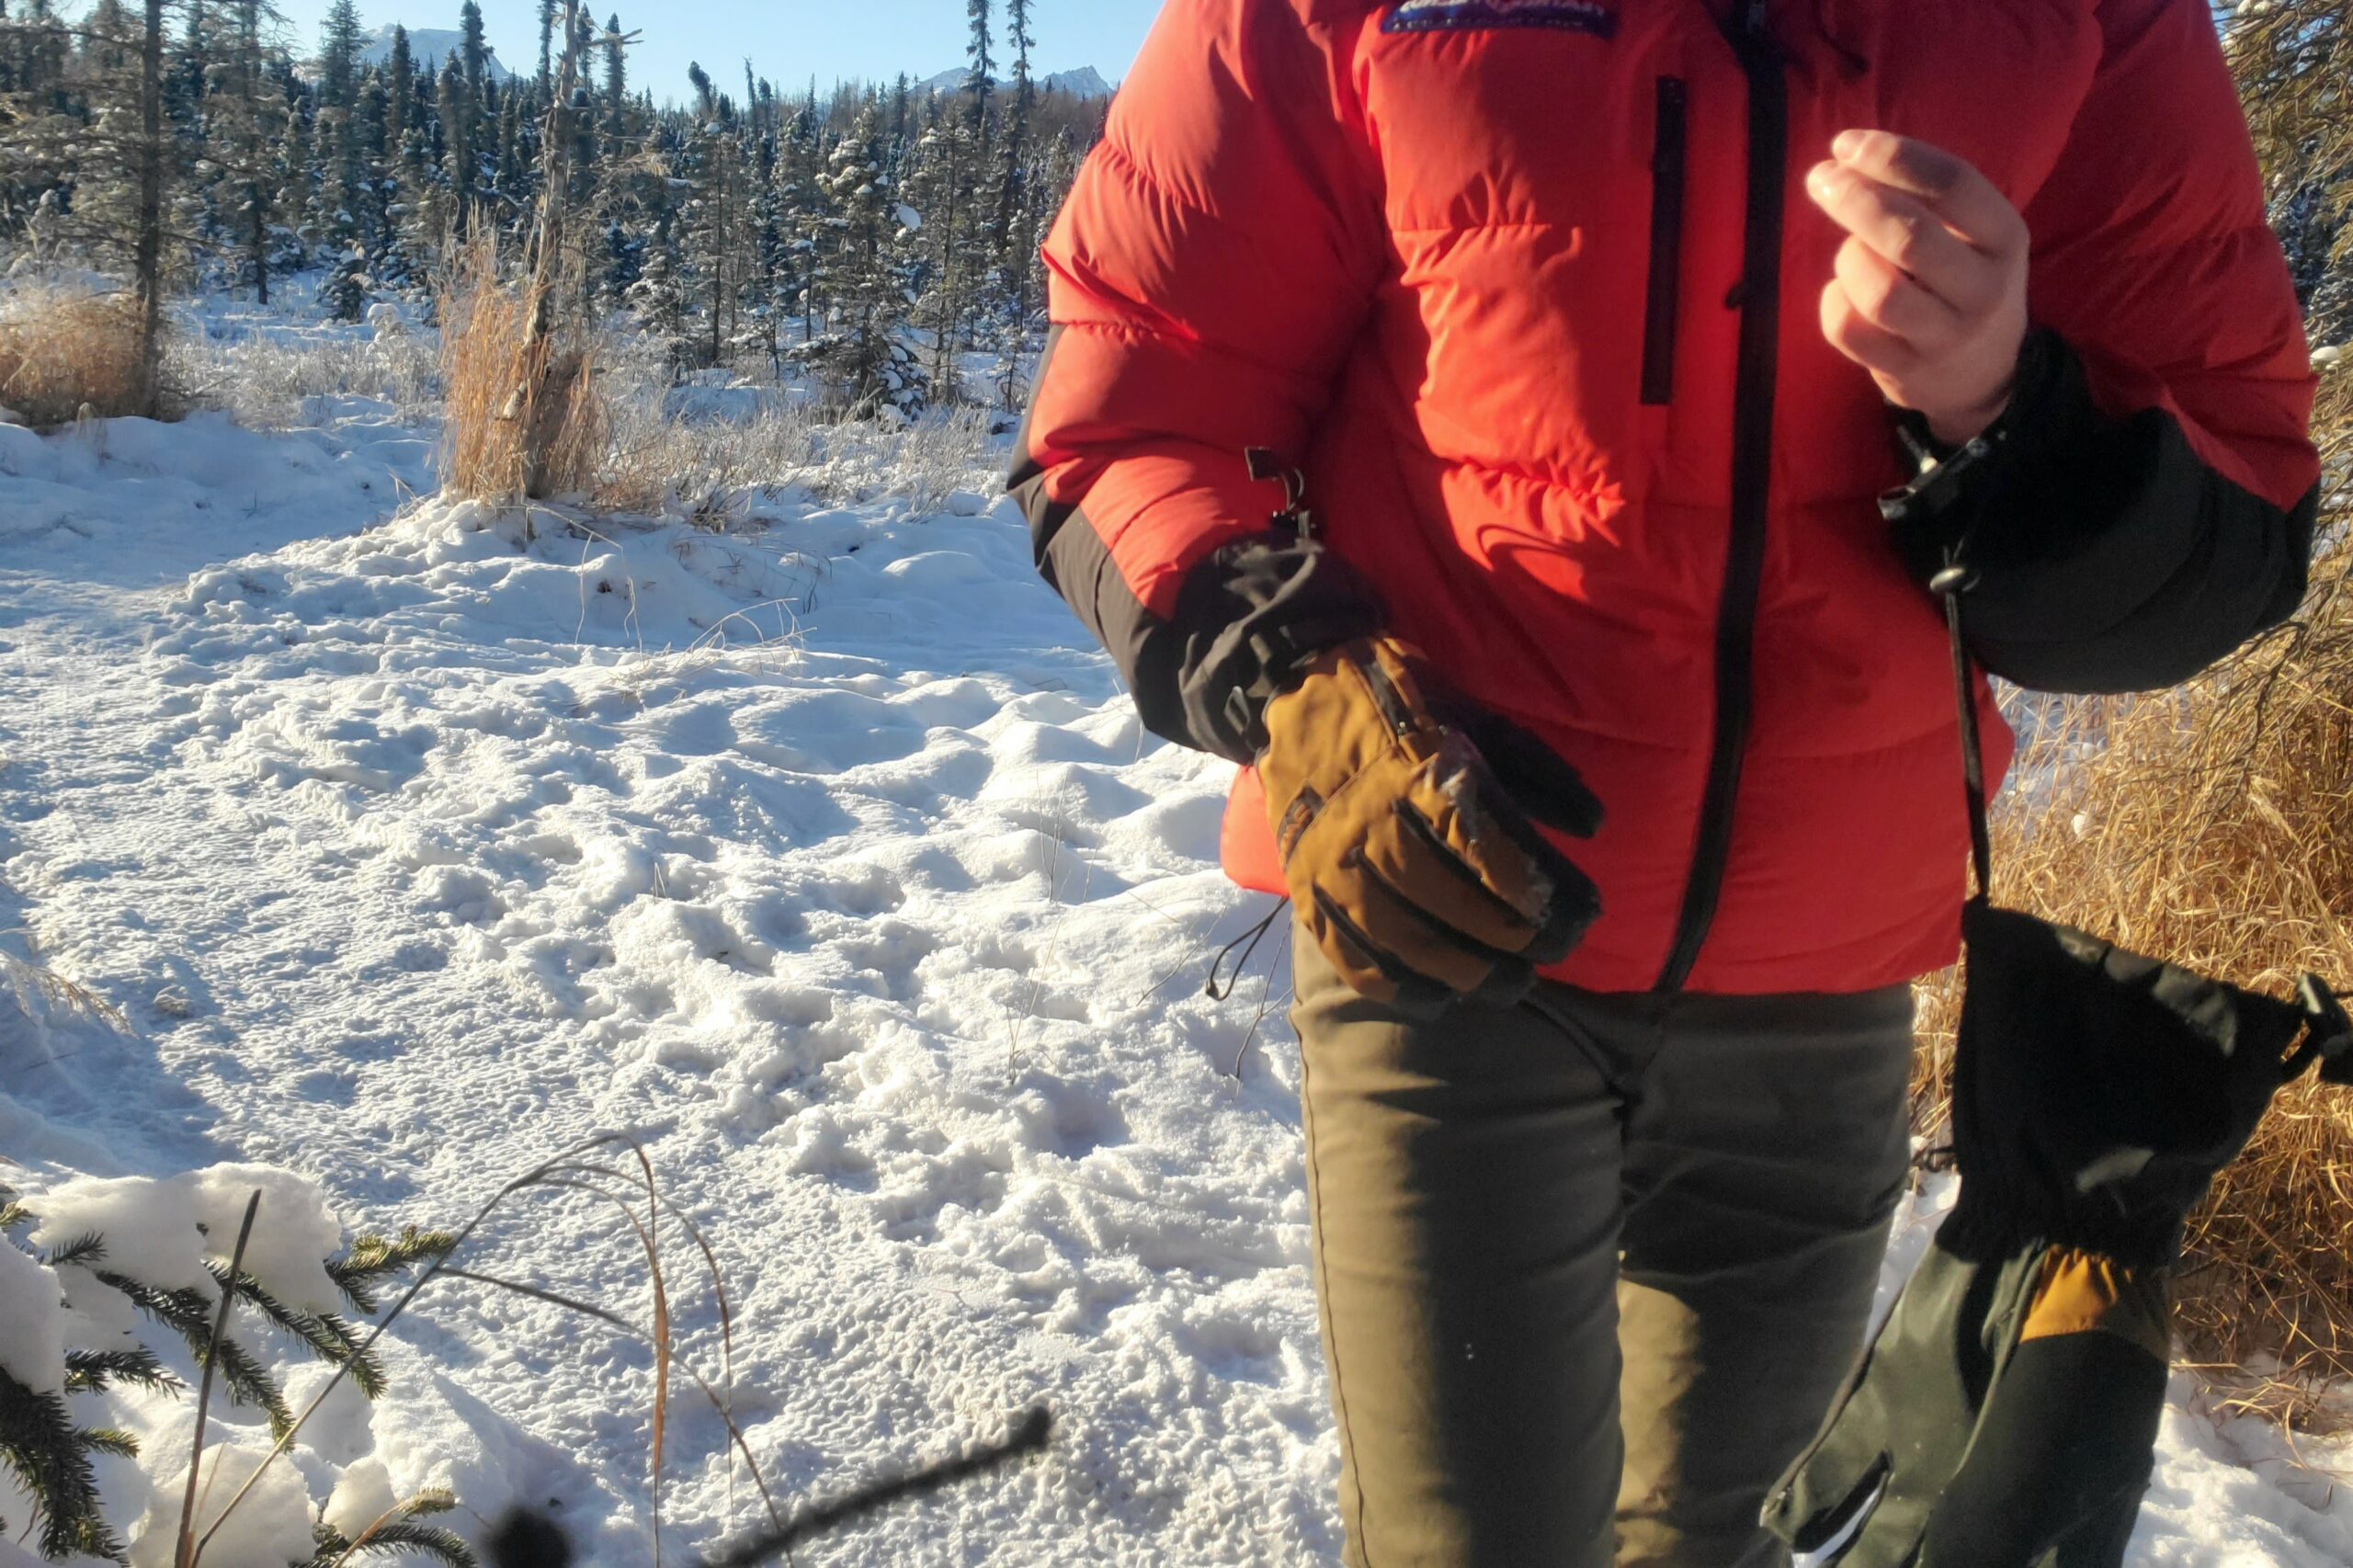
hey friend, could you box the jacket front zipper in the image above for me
[1641,75,1688,406]
[1655,2,1786,993]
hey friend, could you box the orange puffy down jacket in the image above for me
[1011,0,2319,996]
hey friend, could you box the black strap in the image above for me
[1937,557,1995,902]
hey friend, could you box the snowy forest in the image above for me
[0,0,1106,418]
[2,2,2353,1566]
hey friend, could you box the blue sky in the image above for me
[271,1,1159,104]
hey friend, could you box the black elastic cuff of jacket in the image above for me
[1878,329,2314,693]
[1881,327,2079,568]
[1167,535,1384,763]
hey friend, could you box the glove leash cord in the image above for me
[1935,555,1994,904]
[1938,554,2353,1084]
[1205,897,1290,1002]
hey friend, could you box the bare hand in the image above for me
[1808,131,2029,446]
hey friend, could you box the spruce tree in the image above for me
[130,0,169,409]
[678,62,741,367]
[780,88,828,346]
[271,67,313,267]
[316,0,360,108]
[460,0,489,108]
[207,0,285,301]
[911,99,983,403]
[989,0,1037,406]
[437,60,471,233]
[494,80,525,213]
[810,100,922,419]
[386,21,413,157]
[322,245,368,319]
[964,0,994,143]
[313,0,365,244]
[358,71,399,268]
[601,12,628,156]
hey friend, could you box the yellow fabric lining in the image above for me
[2020,1247,2171,1362]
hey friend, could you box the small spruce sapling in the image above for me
[0,1184,454,1565]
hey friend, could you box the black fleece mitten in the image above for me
[1766,903,2352,1568]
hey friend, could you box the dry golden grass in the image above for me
[0,286,153,428]
[591,348,1000,523]
[1911,371,2353,1425]
[438,234,605,504]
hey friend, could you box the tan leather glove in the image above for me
[1259,635,1602,1014]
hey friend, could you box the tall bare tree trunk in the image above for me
[709,159,722,369]
[132,0,165,415]
[932,132,962,403]
[250,198,269,306]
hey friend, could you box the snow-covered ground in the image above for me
[3,314,2350,1564]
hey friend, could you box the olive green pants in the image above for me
[1292,936,1917,1567]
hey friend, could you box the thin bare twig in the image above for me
[176,1188,261,1568]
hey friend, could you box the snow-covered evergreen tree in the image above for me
[808,102,924,420]
[321,246,367,320]
[313,0,365,244]
[0,1175,455,1566]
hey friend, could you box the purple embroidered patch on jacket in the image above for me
[1382,0,1619,36]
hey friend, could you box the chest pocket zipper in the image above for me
[1642,75,1688,407]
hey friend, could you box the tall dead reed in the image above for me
[1912,369,2353,1425]
[0,285,155,427]
[438,234,605,505]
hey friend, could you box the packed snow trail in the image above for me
[2,403,2349,1564]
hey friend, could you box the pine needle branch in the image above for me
[77,1426,140,1460]
[0,1364,129,1563]
[99,1271,293,1436]
[328,1226,459,1318]
[40,1232,106,1268]
[64,1346,180,1397]
[208,1262,387,1398]
[314,1489,478,1568]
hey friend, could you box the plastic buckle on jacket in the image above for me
[1880,427,2003,528]
[1876,334,2057,531]
[1245,447,1318,540]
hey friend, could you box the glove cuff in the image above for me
[1943,1176,2189,1275]
[1171,536,1384,764]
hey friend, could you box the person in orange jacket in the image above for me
[1010,3,2319,1563]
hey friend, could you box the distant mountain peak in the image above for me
[360,24,515,84]
[1042,66,1114,98]
[917,64,1113,100]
